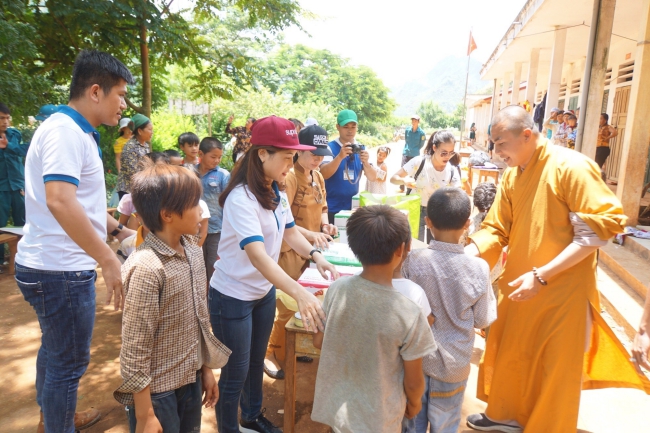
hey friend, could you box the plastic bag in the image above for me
[468,150,491,167]
[359,192,421,239]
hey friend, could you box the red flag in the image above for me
[467,32,477,56]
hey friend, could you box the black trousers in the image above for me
[595,146,611,169]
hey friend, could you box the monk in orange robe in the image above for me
[465,106,650,433]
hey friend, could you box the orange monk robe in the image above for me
[470,140,650,432]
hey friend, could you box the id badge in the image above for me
[346,168,356,181]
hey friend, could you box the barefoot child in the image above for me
[312,205,437,432]
[115,162,231,432]
[366,145,390,193]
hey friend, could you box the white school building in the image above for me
[466,0,650,225]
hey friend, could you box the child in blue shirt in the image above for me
[196,136,229,282]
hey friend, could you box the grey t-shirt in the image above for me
[312,275,437,433]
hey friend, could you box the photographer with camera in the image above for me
[320,109,377,223]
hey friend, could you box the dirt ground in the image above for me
[0,264,492,433]
[0,266,333,433]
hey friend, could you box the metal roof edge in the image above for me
[480,0,547,77]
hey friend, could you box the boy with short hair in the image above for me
[196,136,229,282]
[403,188,497,433]
[312,205,437,432]
[115,162,230,432]
[178,132,200,166]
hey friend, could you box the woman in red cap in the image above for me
[263,124,338,380]
[209,116,339,433]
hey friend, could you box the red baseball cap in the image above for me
[250,116,316,151]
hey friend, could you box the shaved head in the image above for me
[491,105,536,136]
[490,105,540,169]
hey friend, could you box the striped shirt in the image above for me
[403,240,497,382]
[114,233,230,405]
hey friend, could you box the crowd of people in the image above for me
[541,107,618,181]
[1,49,650,433]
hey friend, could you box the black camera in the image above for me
[347,144,363,154]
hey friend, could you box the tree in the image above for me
[1,0,302,118]
[262,44,396,125]
[169,8,284,104]
[448,103,464,129]
[417,101,448,129]
[0,3,59,121]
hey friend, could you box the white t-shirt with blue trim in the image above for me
[210,182,295,301]
[17,110,107,271]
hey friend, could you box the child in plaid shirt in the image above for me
[114,162,230,433]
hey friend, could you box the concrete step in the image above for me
[597,262,645,342]
[599,240,649,300]
[625,235,650,262]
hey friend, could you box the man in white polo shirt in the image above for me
[15,50,135,433]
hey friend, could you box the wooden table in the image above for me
[0,227,24,275]
[468,166,499,188]
[284,316,320,433]
[458,148,472,166]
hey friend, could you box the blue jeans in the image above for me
[404,375,468,433]
[14,263,96,433]
[209,286,276,433]
[126,371,203,433]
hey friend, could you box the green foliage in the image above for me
[0,4,60,122]
[262,45,396,125]
[1,0,302,117]
[448,103,464,130]
[417,101,464,131]
[149,110,207,152]
[360,123,394,143]
[219,146,235,172]
[211,87,338,135]
[105,172,118,194]
[355,133,384,149]
[417,101,449,129]
[97,125,120,176]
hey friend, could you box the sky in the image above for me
[283,0,527,88]
[171,0,528,89]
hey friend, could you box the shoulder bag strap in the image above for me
[406,158,426,195]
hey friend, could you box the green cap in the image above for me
[337,109,358,127]
[131,113,150,131]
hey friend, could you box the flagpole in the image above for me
[461,32,473,147]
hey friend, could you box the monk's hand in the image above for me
[632,330,650,373]
[508,272,541,301]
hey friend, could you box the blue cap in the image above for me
[35,104,60,121]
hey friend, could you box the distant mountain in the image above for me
[391,55,489,116]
